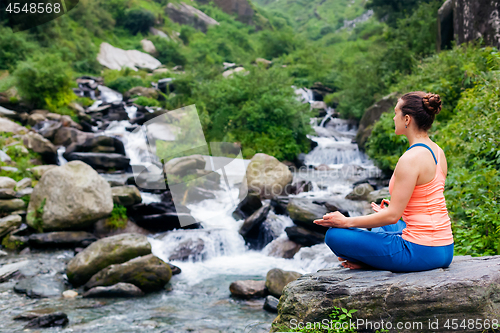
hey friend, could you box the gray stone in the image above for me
[15,187,33,199]
[28,231,97,249]
[53,126,93,147]
[345,183,374,201]
[83,282,145,298]
[140,39,157,55]
[83,254,172,293]
[66,233,152,286]
[263,295,279,313]
[22,312,68,329]
[265,268,301,298]
[0,117,26,134]
[229,280,266,299]
[112,185,142,206]
[166,2,219,33]
[287,198,328,233]
[169,238,205,261]
[0,199,25,212]
[27,161,113,231]
[0,176,17,189]
[93,218,150,239]
[367,187,390,204]
[0,188,16,199]
[273,256,500,332]
[30,165,57,180]
[65,152,130,170]
[124,86,159,100]
[0,214,22,239]
[0,150,11,162]
[284,226,325,247]
[14,275,65,298]
[163,154,206,178]
[0,260,29,283]
[16,178,32,191]
[22,132,57,155]
[27,113,46,126]
[97,42,162,71]
[239,204,271,238]
[266,238,302,259]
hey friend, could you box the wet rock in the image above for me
[35,120,62,140]
[285,226,325,247]
[97,42,162,71]
[84,254,172,293]
[169,263,181,275]
[27,161,113,231]
[241,153,293,199]
[0,176,17,189]
[53,126,93,147]
[28,231,97,249]
[265,268,302,298]
[112,185,142,206]
[169,238,205,261]
[232,193,262,220]
[287,198,328,233]
[128,202,200,232]
[23,312,68,329]
[0,188,16,199]
[263,295,279,313]
[229,280,267,299]
[63,290,78,298]
[0,249,7,256]
[64,135,126,156]
[345,183,374,201]
[66,233,152,286]
[0,260,29,282]
[1,232,28,251]
[0,214,22,239]
[367,187,390,204]
[0,199,25,212]
[30,165,57,180]
[93,218,150,239]
[239,204,271,238]
[14,275,66,298]
[273,256,500,331]
[165,2,219,33]
[16,178,32,191]
[65,152,130,171]
[83,282,145,298]
[265,237,302,259]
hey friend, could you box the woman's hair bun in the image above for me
[422,93,442,115]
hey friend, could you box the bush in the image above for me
[151,36,187,67]
[0,27,36,71]
[121,8,155,35]
[107,76,147,93]
[13,53,75,111]
[259,27,297,59]
[134,96,161,107]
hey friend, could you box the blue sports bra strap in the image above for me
[406,143,438,164]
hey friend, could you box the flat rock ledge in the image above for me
[272,256,500,333]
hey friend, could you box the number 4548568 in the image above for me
[443,319,499,330]
[5,2,62,14]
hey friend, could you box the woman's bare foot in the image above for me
[338,257,369,270]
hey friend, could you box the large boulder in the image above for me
[356,92,399,151]
[83,254,172,293]
[241,153,293,199]
[66,233,152,286]
[272,256,500,332]
[287,198,328,233]
[26,161,113,231]
[265,268,302,298]
[97,42,162,71]
[165,2,219,33]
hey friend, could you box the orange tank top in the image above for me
[389,143,454,246]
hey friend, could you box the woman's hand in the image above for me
[313,211,349,228]
[371,199,390,213]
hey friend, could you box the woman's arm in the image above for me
[314,154,419,229]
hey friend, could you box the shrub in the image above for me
[134,96,161,107]
[105,204,128,229]
[0,27,36,70]
[13,53,75,111]
[121,8,155,35]
[151,36,187,67]
[107,76,147,93]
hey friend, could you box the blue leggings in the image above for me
[325,220,454,272]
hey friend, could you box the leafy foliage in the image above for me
[272,307,360,332]
[105,204,128,230]
[121,8,156,35]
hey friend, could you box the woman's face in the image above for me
[393,99,406,135]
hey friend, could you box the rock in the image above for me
[266,238,302,259]
[1,232,28,251]
[0,176,17,189]
[14,275,65,298]
[222,66,248,78]
[65,152,130,171]
[169,238,205,261]
[169,263,181,275]
[53,126,93,147]
[242,153,293,199]
[163,154,206,178]
[229,280,267,299]
[367,187,390,204]
[0,199,25,212]
[0,188,16,199]
[64,135,126,156]
[46,112,62,121]
[35,121,61,141]
[27,161,114,231]
[97,42,162,71]
[0,214,22,239]
[165,2,219,33]
[150,27,170,39]
[0,249,7,256]
[140,39,157,55]
[239,204,271,238]
[66,233,152,286]
[23,312,68,329]
[285,226,325,247]
[62,290,78,298]
[0,150,11,162]
[83,282,145,298]
[287,198,328,233]
[30,165,57,179]
[0,117,26,134]
[27,113,46,126]
[198,0,256,25]
[0,260,29,283]
[272,256,500,331]
[93,218,150,239]
[356,92,399,151]
[255,57,272,68]
[124,86,159,100]
[16,178,32,191]
[345,183,374,201]
[232,193,262,220]
[28,231,97,249]
[84,254,171,292]
[128,202,199,232]
[265,268,302,298]
[263,295,279,313]
[22,132,58,163]
[112,185,142,206]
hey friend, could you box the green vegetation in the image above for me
[271,307,362,332]
[0,132,40,181]
[27,197,46,233]
[105,204,128,229]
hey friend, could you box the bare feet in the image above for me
[338,257,369,270]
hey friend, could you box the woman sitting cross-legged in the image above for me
[314,91,454,272]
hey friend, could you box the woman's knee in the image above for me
[325,227,351,250]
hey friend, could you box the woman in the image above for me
[314,91,454,272]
